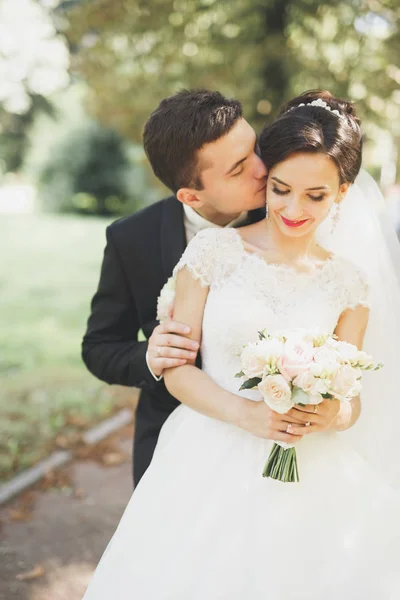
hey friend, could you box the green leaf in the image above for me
[321,393,333,399]
[239,377,262,391]
[258,330,266,340]
[235,371,244,378]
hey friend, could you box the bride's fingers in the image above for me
[287,423,317,436]
[281,413,307,425]
[290,404,321,415]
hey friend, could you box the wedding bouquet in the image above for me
[236,330,382,483]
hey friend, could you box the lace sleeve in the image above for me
[173,228,242,287]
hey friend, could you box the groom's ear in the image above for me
[176,188,204,209]
[336,182,350,203]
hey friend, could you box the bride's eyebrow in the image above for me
[271,176,290,187]
[272,176,330,191]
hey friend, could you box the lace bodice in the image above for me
[174,228,369,396]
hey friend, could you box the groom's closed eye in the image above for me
[232,166,244,177]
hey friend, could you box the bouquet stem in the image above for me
[263,444,299,483]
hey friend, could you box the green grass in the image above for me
[0,213,132,482]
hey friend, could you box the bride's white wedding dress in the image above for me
[83,228,400,600]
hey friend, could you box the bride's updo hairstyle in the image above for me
[259,90,362,184]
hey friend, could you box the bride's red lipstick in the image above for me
[280,215,309,228]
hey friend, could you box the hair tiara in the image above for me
[287,98,344,119]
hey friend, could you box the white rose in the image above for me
[293,371,328,397]
[156,277,176,323]
[351,350,375,369]
[292,385,323,406]
[313,345,340,366]
[240,343,266,378]
[326,339,359,363]
[258,374,294,414]
[240,339,284,378]
[331,364,362,401]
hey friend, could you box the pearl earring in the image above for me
[330,203,340,234]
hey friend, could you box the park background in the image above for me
[1,0,400,486]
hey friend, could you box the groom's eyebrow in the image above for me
[272,177,329,191]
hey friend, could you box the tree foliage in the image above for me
[67,0,400,145]
[0,0,70,172]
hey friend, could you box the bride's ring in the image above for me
[313,404,319,414]
[305,421,311,427]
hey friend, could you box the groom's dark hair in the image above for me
[143,89,242,193]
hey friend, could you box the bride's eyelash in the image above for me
[272,186,326,202]
[309,194,325,202]
[272,186,289,195]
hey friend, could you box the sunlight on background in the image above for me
[0,0,69,115]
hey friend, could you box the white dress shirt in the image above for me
[146,205,248,381]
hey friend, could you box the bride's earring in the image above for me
[330,202,340,234]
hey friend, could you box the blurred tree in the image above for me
[67,0,400,145]
[39,119,146,216]
[0,0,70,172]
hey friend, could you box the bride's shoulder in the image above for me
[330,254,368,280]
[329,254,370,306]
[190,227,241,244]
[187,227,243,256]
[174,228,243,286]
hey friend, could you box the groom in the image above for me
[82,89,268,485]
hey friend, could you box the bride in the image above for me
[82,91,400,599]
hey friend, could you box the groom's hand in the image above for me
[148,320,200,378]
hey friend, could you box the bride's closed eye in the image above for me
[272,185,289,196]
[272,185,326,202]
[308,193,326,202]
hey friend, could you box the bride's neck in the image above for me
[264,218,319,263]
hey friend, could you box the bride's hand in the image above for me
[284,399,341,436]
[240,400,305,444]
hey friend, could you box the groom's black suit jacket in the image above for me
[82,196,264,485]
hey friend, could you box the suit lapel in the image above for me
[160,196,187,280]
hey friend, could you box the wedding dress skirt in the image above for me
[83,229,400,599]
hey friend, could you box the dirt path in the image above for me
[0,425,134,600]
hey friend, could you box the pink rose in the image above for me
[278,339,314,381]
[258,374,294,414]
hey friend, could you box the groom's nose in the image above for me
[253,154,267,179]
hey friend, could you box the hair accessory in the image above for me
[287,99,344,119]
